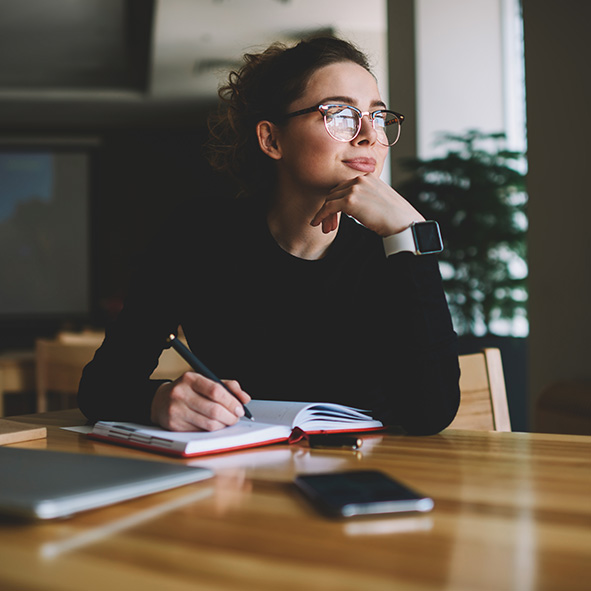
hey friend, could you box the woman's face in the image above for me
[275,61,390,196]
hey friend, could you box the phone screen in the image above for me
[294,470,434,518]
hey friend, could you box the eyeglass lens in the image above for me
[325,107,401,146]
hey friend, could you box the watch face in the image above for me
[412,221,443,254]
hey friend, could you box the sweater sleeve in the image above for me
[77,240,183,424]
[371,252,460,435]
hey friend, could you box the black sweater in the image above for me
[78,195,460,435]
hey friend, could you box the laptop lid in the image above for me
[0,447,213,520]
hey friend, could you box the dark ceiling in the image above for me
[0,0,154,92]
[0,0,381,130]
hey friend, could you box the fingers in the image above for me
[185,373,250,426]
[151,373,251,432]
[311,190,357,231]
[321,212,339,234]
[221,379,251,405]
[311,175,373,228]
[311,174,425,237]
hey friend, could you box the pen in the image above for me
[307,434,363,450]
[165,333,254,421]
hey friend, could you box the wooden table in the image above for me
[1,410,590,591]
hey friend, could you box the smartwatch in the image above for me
[383,221,443,257]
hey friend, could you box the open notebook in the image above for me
[0,447,213,520]
[90,400,384,458]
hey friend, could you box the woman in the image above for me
[78,37,460,436]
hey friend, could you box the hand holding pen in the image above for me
[150,334,253,431]
[166,334,253,420]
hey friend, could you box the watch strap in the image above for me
[382,225,418,257]
[383,221,443,257]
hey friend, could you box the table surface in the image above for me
[1,410,590,591]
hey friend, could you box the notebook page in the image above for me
[246,400,381,430]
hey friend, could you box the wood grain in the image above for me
[1,409,590,591]
[0,419,46,445]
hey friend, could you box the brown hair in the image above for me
[205,36,373,198]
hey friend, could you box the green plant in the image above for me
[399,130,528,336]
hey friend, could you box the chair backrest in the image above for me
[448,347,511,431]
[35,331,191,413]
[35,334,104,413]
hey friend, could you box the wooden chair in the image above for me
[0,350,36,417]
[35,332,104,413]
[35,331,191,413]
[448,347,512,431]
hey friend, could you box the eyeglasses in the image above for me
[284,104,404,147]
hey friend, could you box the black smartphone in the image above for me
[294,470,434,518]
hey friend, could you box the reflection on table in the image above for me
[1,408,590,591]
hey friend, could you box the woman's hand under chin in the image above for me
[310,174,425,237]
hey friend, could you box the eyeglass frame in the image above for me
[283,103,405,147]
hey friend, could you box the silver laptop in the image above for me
[0,447,213,520]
